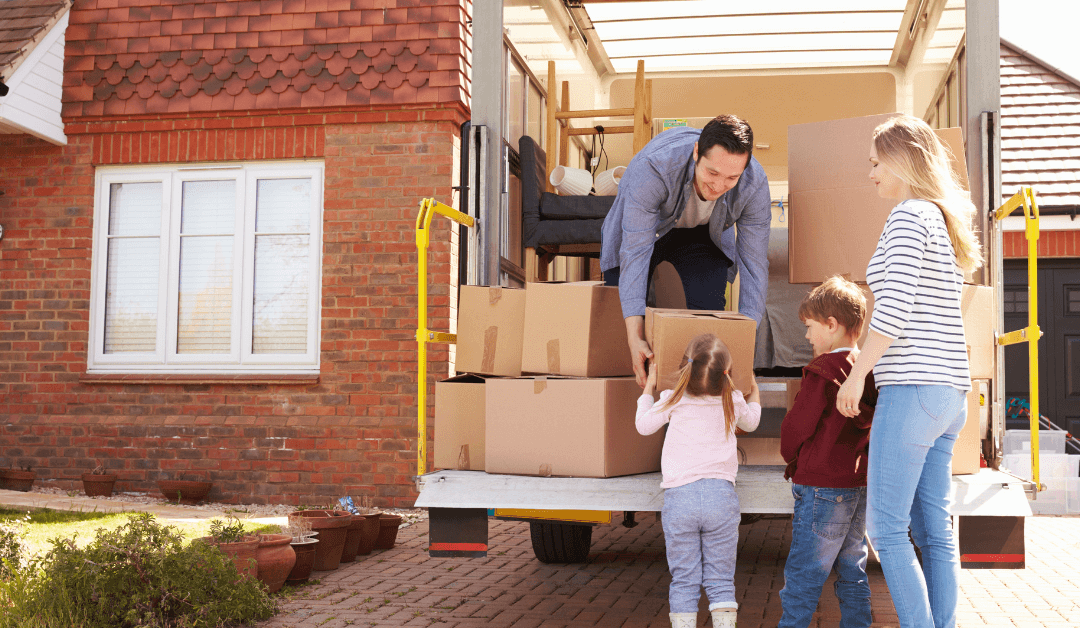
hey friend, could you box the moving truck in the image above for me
[415,2,1036,567]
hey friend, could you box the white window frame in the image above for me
[88,160,324,374]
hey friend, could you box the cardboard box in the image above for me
[961,284,995,379]
[485,377,663,478]
[954,379,987,475]
[644,308,757,392]
[652,116,714,137]
[521,282,633,377]
[434,375,487,471]
[788,114,969,283]
[456,286,526,377]
[737,439,786,466]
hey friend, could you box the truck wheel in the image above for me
[529,521,592,563]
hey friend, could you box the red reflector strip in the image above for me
[960,553,1024,562]
[429,543,487,552]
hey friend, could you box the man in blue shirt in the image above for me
[600,115,771,387]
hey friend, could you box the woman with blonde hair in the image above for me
[835,114,982,628]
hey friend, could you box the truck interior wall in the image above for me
[604,72,898,184]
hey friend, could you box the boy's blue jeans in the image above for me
[778,484,872,628]
[661,478,740,614]
[867,384,966,628]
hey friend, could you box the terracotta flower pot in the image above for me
[355,512,381,556]
[374,513,403,550]
[339,515,365,563]
[0,469,36,492]
[81,473,117,497]
[255,534,296,594]
[157,479,212,505]
[285,537,318,585]
[201,535,259,579]
[288,510,352,571]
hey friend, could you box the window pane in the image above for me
[256,179,311,233]
[528,82,543,145]
[508,58,525,144]
[181,180,235,234]
[109,182,161,236]
[104,238,159,353]
[177,236,233,354]
[253,235,309,354]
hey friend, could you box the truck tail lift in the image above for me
[412,183,1044,566]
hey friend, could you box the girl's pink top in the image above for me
[636,389,761,488]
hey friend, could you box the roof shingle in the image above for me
[1001,42,1080,206]
[62,0,469,118]
[0,0,70,79]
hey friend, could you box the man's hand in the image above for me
[625,316,653,388]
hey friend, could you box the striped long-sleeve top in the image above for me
[866,199,971,391]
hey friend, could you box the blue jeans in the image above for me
[661,478,741,614]
[603,224,732,310]
[867,384,967,628]
[778,484,871,628]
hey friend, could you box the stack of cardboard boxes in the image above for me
[788,113,995,475]
[435,283,758,478]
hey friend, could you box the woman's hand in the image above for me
[644,361,658,397]
[836,376,865,418]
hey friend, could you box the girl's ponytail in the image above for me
[658,359,693,413]
[721,372,735,434]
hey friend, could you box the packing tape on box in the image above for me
[534,377,547,394]
[482,326,498,373]
[547,339,560,373]
[488,287,502,304]
[457,444,470,471]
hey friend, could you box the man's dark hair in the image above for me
[698,114,754,164]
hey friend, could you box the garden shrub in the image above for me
[0,512,276,628]
[0,513,28,580]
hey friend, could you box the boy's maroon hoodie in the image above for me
[780,350,877,488]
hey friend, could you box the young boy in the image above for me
[778,276,877,628]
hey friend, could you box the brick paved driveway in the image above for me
[260,514,1080,628]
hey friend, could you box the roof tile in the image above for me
[61,0,467,118]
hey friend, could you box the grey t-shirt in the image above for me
[675,188,717,228]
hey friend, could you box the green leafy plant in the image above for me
[0,512,275,628]
[0,512,29,580]
[207,515,249,544]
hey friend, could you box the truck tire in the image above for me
[529,521,592,563]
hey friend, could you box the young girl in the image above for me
[636,333,761,628]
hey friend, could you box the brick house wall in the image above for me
[0,0,470,507]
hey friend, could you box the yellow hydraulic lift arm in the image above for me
[415,198,474,478]
[993,187,1043,490]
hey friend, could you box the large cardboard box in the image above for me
[961,284,995,379]
[644,308,757,392]
[485,377,662,478]
[434,375,487,471]
[456,286,526,377]
[788,114,969,283]
[954,379,987,475]
[521,282,633,377]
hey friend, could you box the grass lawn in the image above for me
[0,506,282,558]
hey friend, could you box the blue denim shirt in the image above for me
[599,126,772,322]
